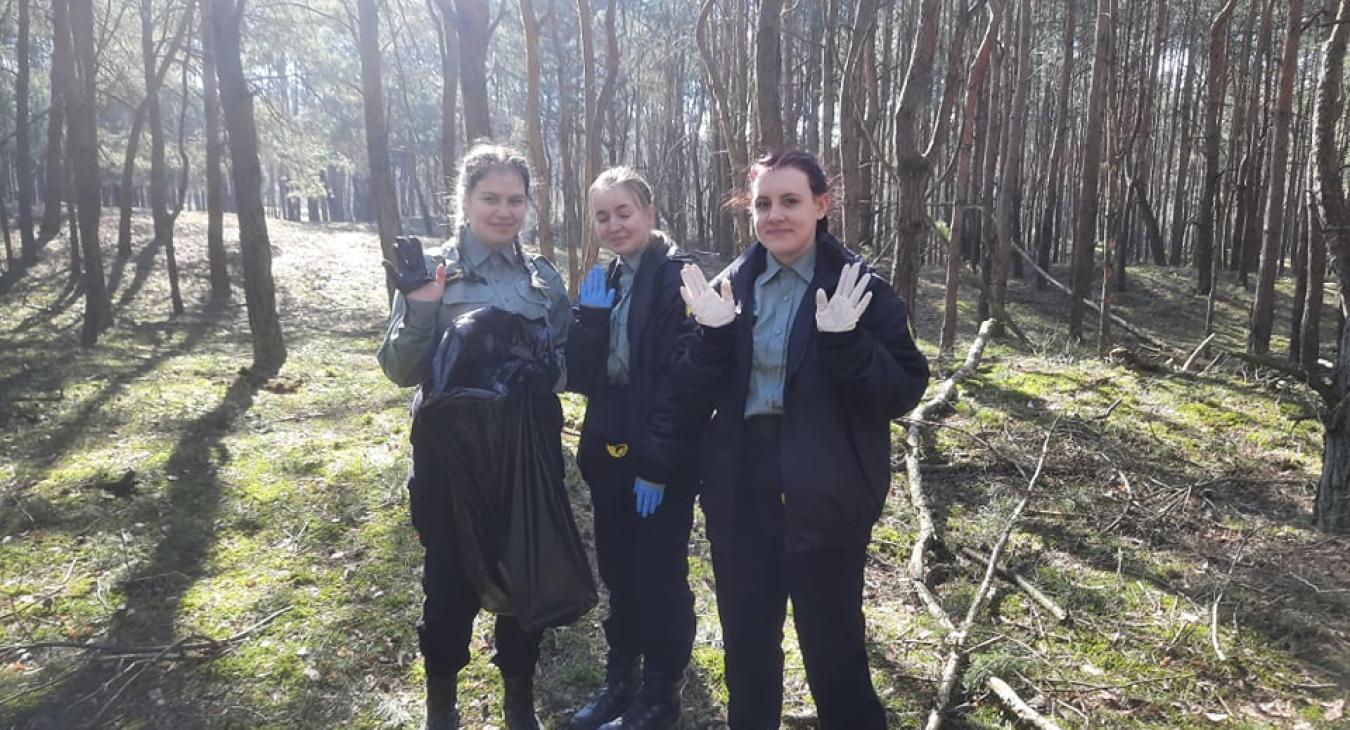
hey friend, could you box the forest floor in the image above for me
[0,212,1347,729]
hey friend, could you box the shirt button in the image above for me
[774,329,782,336]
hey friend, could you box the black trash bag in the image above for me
[411,307,596,631]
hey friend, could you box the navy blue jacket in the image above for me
[674,232,930,550]
[566,234,700,489]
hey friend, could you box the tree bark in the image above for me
[142,0,183,314]
[431,0,458,188]
[754,0,784,151]
[993,0,1032,334]
[697,0,750,248]
[67,0,109,344]
[1313,0,1350,533]
[39,21,65,242]
[357,0,402,303]
[1168,26,1197,267]
[17,0,36,264]
[213,0,286,371]
[1069,0,1113,342]
[1196,0,1240,297]
[518,0,554,260]
[1248,0,1304,354]
[453,0,491,141]
[940,4,1000,356]
[1035,0,1075,290]
[202,0,228,298]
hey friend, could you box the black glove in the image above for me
[383,236,435,295]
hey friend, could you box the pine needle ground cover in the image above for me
[1,213,1346,728]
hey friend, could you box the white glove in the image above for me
[679,263,737,328]
[815,261,874,333]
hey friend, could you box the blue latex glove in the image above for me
[578,264,616,309]
[634,478,665,518]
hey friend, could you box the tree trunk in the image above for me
[550,16,581,286]
[357,0,402,303]
[67,0,109,344]
[754,0,784,151]
[1168,26,1197,267]
[1303,182,1326,373]
[17,0,36,264]
[1036,0,1075,290]
[213,0,285,371]
[202,0,228,298]
[697,0,750,248]
[1196,0,1240,296]
[453,0,491,141]
[939,5,1000,356]
[1070,0,1113,342]
[518,0,554,260]
[819,0,838,165]
[142,0,182,314]
[992,0,1031,334]
[1249,0,1304,354]
[431,0,458,189]
[840,0,879,249]
[39,35,65,241]
[1313,0,1350,533]
[892,0,963,314]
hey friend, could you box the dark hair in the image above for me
[452,142,532,230]
[743,148,833,236]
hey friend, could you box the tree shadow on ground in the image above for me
[6,367,273,729]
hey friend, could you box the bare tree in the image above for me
[212,0,285,370]
[518,0,554,261]
[67,0,110,344]
[16,0,35,264]
[1249,0,1304,354]
[1069,0,1113,342]
[1196,0,1241,296]
[754,0,784,150]
[453,0,491,140]
[202,0,229,298]
[356,0,402,302]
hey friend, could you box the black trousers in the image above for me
[586,452,696,679]
[408,443,542,680]
[709,416,887,730]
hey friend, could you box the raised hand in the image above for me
[577,264,616,309]
[406,262,447,303]
[678,263,737,328]
[384,236,437,296]
[814,261,873,333]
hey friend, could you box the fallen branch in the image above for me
[986,676,1063,730]
[958,546,1069,623]
[925,427,1055,730]
[1181,333,1217,373]
[0,606,293,661]
[1010,242,1174,352]
[907,319,998,581]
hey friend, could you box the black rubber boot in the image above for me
[597,672,682,730]
[423,674,458,730]
[502,674,542,730]
[568,655,641,730]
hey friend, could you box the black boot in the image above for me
[568,655,641,730]
[423,674,458,730]
[597,672,682,730]
[502,674,541,730]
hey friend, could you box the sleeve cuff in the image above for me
[577,306,611,329]
[402,298,440,331]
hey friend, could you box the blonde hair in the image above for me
[588,166,656,218]
[451,143,532,230]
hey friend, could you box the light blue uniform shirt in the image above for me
[606,254,641,386]
[376,227,571,389]
[744,246,816,417]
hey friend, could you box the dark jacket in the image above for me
[674,232,930,550]
[566,233,700,488]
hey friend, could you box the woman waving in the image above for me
[676,149,930,729]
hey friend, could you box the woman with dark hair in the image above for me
[564,166,699,730]
[676,149,930,729]
[377,143,571,730]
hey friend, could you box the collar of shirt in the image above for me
[461,227,520,274]
[764,244,817,285]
